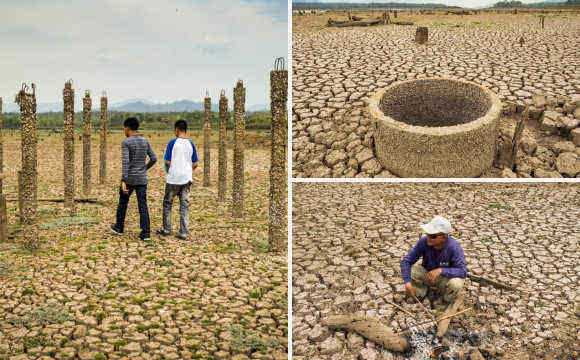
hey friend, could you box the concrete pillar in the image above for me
[232,81,246,218]
[203,93,211,187]
[63,81,75,215]
[15,83,38,248]
[82,91,92,195]
[218,91,228,202]
[268,62,288,252]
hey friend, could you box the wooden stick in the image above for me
[412,294,436,323]
[397,307,472,334]
[467,274,524,292]
[384,299,418,321]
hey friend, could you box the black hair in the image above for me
[123,117,139,131]
[174,119,187,132]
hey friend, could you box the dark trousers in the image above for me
[115,184,150,236]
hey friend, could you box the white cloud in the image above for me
[0,0,287,108]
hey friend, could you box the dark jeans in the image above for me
[162,182,191,236]
[115,184,150,237]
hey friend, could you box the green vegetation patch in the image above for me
[7,302,71,326]
[40,214,100,229]
[229,325,281,353]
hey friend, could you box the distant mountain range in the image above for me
[2,99,270,113]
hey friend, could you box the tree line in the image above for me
[0,110,272,131]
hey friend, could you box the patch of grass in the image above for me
[488,203,507,210]
[94,354,106,360]
[21,286,36,296]
[40,214,100,229]
[131,296,148,306]
[0,260,12,277]
[7,303,71,326]
[155,259,173,267]
[229,325,281,352]
[479,238,492,244]
[249,289,261,299]
[251,237,269,252]
[23,333,53,349]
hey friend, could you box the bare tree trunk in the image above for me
[15,84,39,249]
[82,91,92,195]
[268,67,288,253]
[218,91,228,202]
[203,95,211,187]
[232,81,246,218]
[63,81,75,216]
[99,95,107,184]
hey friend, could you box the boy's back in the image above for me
[165,137,198,185]
[122,135,157,185]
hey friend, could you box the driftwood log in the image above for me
[328,18,413,27]
[322,314,409,352]
[436,294,464,337]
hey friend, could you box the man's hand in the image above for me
[405,282,417,298]
[425,268,442,285]
[121,181,128,195]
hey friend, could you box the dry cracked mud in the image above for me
[0,130,287,360]
[292,182,579,359]
[292,12,580,178]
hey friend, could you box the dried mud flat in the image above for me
[292,12,580,178]
[0,131,287,360]
[292,182,579,359]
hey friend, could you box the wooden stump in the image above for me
[15,84,39,248]
[99,95,108,184]
[203,95,211,187]
[268,67,287,253]
[0,97,3,196]
[232,81,246,218]
[218,92,228,202]
[63,81,75,216]
[415,27,428,44]
[82,91,92,196]
[0,195,7,242]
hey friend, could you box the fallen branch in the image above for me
[396,307,472,334]
[6,198,103,204]
[384,299,419,321]
[392,21,414,25]
[468,274,522,292]
[322,314,410,352]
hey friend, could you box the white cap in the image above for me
[420,216,452,235]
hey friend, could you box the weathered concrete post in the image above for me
[15,84,39,248]
[268,59,288,252]
[415,27,428,44]
[82,91,92,195]
[63,81,75,216]
[232,81,246,218]
[99,93,107,184]
[218,90,228,202]
[203,93,211,187]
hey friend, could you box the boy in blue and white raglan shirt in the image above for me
[156,120,198,240]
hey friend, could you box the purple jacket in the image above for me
[400,235,467,283]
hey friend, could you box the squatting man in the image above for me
[400,216,467,305]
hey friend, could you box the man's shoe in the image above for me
[139,234,151,242]
[176,233,187,240]
[109,224,123,235]
[156,229,170,236]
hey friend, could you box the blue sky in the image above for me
[0,0,288,109]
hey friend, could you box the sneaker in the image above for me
[156,229,170,236]
[176,233,187,240]
[139,234,151,242]
[109,224,123,235]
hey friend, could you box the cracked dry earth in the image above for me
[292,182,579,359]
[292,12,580,178]
[0,130,287,360]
